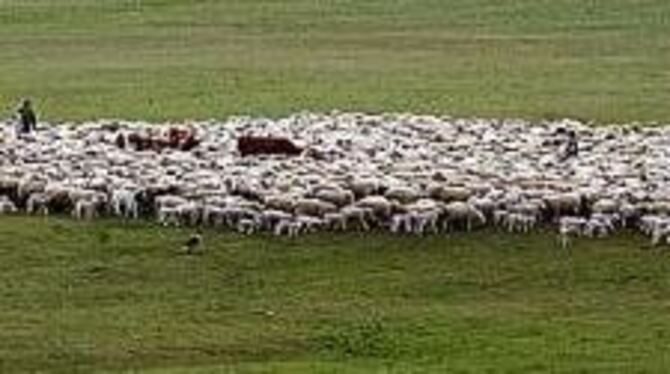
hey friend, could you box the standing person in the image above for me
[16,99,37,134]
[563,130,578,160]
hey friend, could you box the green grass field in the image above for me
[1,217,669,373]
[0,0,668,122]
[1,1,670,372]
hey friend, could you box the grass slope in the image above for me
[0,0,668,122]
[0,216,669,372]
[1,2,669,372]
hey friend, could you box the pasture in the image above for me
[1,217,670,373]
[1,0,670,373]
[0,0,668,122]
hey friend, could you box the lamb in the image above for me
[273,219,300,237]
[504,212,537,233]
[219,206,256,228]
[236,218,258,235]
[468,195,497,221]
[0,197,17,214]
[638,215,670,246]
[26,193,49,215]
[558,216,587,248]
[390,213,416,234]
[651,223,670,246]
[157,206,181,226]
[583,217,614,238]
[202,205,227,226]
[72,199,99,220]
[177,201,202,226]
[295,216,324,234]
[324,212,347,231]
[110,189,139,219]
[70,191,107,220]
[258,209,293,231]
[400,199,444,234]
[639,215,666,237]
[493,209,509,228]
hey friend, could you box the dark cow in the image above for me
[118,128,200,152]
[237,136,303,157]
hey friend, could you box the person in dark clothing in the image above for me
[17,99,37,134]
[564,130,578,159]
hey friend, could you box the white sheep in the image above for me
[0,197,17,214]
[558,216,587,248]
[294,198,337,218]
[443,202,485,232]
[26,193,49,215]
[356,196,393,221]
[4,112,670,241]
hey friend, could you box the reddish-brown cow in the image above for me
[237,136,303,157]
[118,128,200,152]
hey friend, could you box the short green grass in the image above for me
[0,216,669,373]
[1,2,670,372]
[0,0,668,122]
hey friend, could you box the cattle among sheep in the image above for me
[0,112,668,247]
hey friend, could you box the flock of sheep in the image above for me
[1,112,669,246]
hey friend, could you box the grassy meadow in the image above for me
[1,217,669,373]
[0,1,670,373]
[0,0,668,122]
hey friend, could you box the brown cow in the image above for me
[237,136,303,157]
[119,128,200,152]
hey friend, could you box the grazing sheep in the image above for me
[356,196,393,221]
[339,205,373,231]
[384,186,421,204]
[0,197,17,214]
[1,112,670,242]
[294,198,337,218]
[443,202,485,231]
[544,192,582,219]
[158,206,181,226]
[428,184,471,203]
[296,215,324,234]
[111,189,139,219]
[558,216,587,248]
[258,209,293,231]
[313,188,354,207]
[237,218,258,235]
[72,199,99,220]
[26,193,49,215]
[274,219,300,237]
